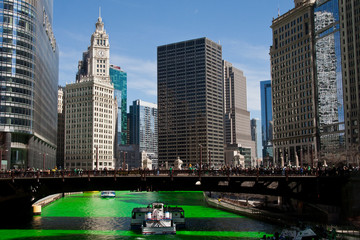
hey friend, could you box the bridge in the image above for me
[0,169,358,224]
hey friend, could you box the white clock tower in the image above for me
[88,14,110,81]
[75,12,111,83]
[65,14,117,171]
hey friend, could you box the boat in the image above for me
[131,202,185,234]
[280,228,318,240]
[100,191,116,198]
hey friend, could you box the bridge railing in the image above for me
[0,167,357,179]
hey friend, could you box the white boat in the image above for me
[141,202,175,235]
[100,191,116,198]
[131,202,185,234]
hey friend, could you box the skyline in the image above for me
[53,0,294,119]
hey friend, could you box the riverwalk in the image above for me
[204,192,360,239]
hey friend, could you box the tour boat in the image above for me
[131,202,185,234]
[100,191,116,198]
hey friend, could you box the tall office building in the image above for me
[270,0,318,167]
[65,15,117,170]
[158,38,224,167]
[223,60,256,167]
[314,0,345,158]
[0,0,59,170]
[251,118,263,162]
[339,0,360,151]
[110,65,127,146]
[57,86,65,168]
[129,99,158,159]
[260,80,273,163]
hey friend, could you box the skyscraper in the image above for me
[64,15,117,170]
[129,99,158,160]
[339,0,360,151]
[157,38,224,167]
[314,0,345,158]
[251,118,262,163]
[260,80,273,163]
[0,0,59,170]
[57,86,65,168]
[223,60,256,167]
[270,0,318,167]
[110,65,127,146]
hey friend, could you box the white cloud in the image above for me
[111,54,157,99]
[224,39,270,62]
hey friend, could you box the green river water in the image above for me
[0,191,280,239]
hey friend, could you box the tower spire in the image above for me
[98,7,102,23]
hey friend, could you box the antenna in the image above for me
[277,0,280,17]
[99,6,101,18]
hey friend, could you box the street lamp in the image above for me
[208,150,211,169]
[95,145,99,170]
[199,144,202,172]
[120,151,127,170]
[39,152,48,170]
[123,151,126,170]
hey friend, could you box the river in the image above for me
[0,191,280,239]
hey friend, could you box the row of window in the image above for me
[3,2,36,19]
[0,105,31,115]
[96,39,107,46]
[1,37,35,51]
[2,15,35,32]
[0,84,33,95]
[2,27,35,42]
[0,47,35,61]
[64,162,113,168]
[0,116,31,126]
[0,75,33,87]
[0,95,32,105]
[0,56,35,70]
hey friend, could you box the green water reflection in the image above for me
[0,191,278,239]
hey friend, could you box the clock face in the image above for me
[97,50,105,57]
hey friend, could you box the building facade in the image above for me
[270,0,318,167]
[64,15,117,170]
[339,0,360,155]
[57,86,65,168]
[129,99,158,161]
[223,60,255,167]
[0,0,59,170]
[314,0,346,159]
[158,38,224,167]
[110,65,127,146]
[260,80,273,164]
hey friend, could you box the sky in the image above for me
[53,0,294,120]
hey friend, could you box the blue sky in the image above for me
[53,0,294,119]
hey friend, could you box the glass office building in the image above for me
[129,99,158,158]
[314,0,345,154]
[0,0,59,169]
[260,80,273,161]
[110,65,127,145]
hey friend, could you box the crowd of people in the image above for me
[0,163,358,178]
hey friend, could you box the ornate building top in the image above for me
[76,14,110,84]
